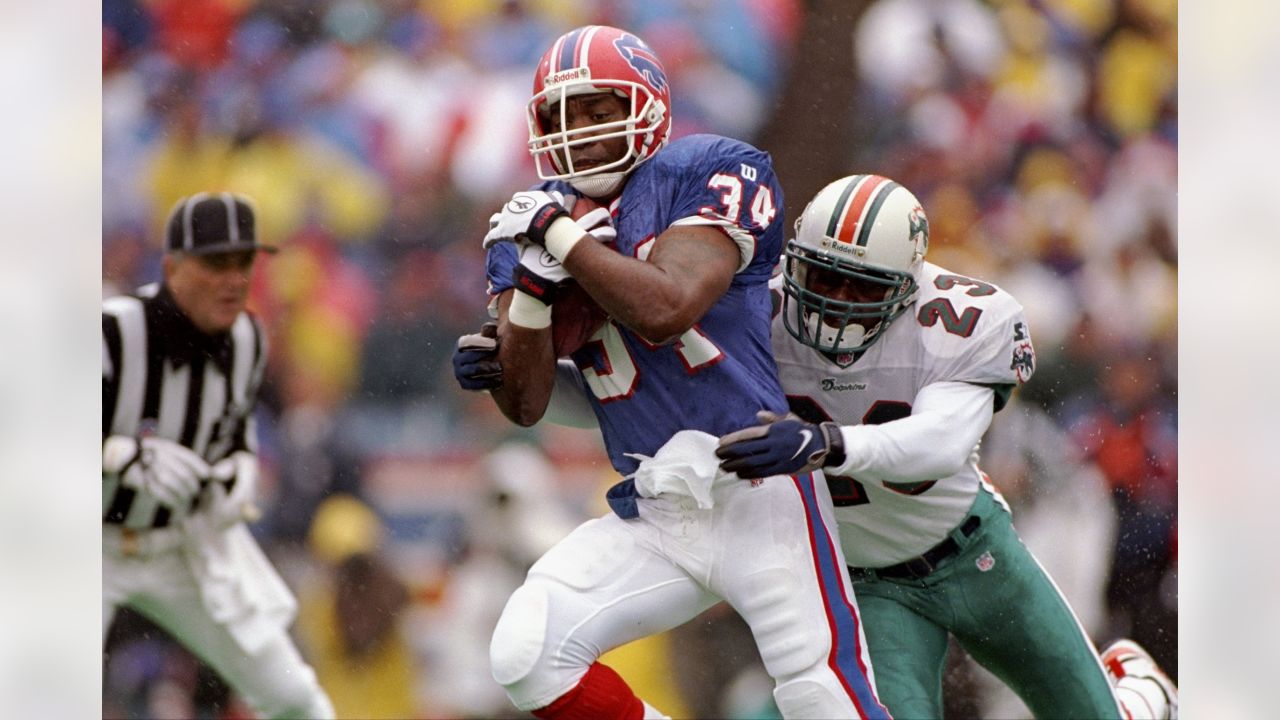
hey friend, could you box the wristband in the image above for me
[508,291,553,329]
[513,264,564,305]
[526,204,570,247]
[820,422,846,468]
[544,216,590,263]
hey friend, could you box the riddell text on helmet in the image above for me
[546,67,591,85]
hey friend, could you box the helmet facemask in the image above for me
[781,242,918,363]
[526,79,667,198]
[780,175,929,364]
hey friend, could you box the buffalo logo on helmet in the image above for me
[613,33,667,92]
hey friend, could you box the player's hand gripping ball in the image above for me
[550,194,612,357]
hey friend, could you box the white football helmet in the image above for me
[781,174,929,359]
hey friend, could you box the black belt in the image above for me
[851,515,981,581]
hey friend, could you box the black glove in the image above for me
[715,411,846,479]
[453,322,503,391]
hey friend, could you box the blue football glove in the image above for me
[482,190,569,249]
[715,411,846,479]
[453,322,503,391]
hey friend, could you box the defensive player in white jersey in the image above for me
[714,175,1178,719]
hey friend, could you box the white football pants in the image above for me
[490,471,889,719]
[103,534,334,720]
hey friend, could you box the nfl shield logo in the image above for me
[975,551,996,572]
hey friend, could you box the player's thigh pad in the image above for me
[489,581,551,687]
[528,516,638,591]
[489,515,641,687]
[489,514,713,709]
[733,563,829,677]
[715,474,842,679]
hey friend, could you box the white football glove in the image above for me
[573,205,617,244]
[204,451,259,528]
[518,243,571,283]
[482,190,570,249]
[103,435,210,510]
[511,199,617,301]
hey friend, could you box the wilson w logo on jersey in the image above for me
[614,33,667,91]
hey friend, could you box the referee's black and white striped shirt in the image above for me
[102,283,267,530]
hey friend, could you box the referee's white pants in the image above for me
[489,471,889,719]
[103,533,334,720]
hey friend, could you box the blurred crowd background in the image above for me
[101,0,1176,717]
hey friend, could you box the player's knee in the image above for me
[737,569,829,678]
[490,581,551,688]
[773,676,853,719]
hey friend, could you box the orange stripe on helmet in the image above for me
[835,175,890,245]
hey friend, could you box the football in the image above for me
[551,281,607,357]
[550,194,610,357]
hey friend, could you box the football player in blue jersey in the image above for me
[470,24,888,720]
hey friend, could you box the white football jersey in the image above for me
[771,262,1036,566]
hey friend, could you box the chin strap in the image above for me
[570,171,628,199]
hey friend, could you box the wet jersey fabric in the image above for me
[488,134,789,480]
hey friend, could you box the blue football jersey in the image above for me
[486,134,788,478]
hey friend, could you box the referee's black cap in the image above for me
[164,192,276,255]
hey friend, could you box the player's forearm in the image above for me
[561,225,735,344]
[829,381,994,482]
[490,292,557,426]
[544,360,599,429]
[560,239,692,343]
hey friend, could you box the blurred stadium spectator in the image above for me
[296,495,421,719]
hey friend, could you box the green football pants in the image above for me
[850,488,1121,719]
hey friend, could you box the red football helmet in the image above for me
[527,25,672,197]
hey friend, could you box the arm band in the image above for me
[544,216,589,263]
[508,291,553,329]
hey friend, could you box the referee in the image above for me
[102,193,334,720]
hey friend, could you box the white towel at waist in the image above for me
[180,518,297,654]
[625,430,733,509]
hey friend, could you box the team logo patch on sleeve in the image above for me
[1010,321,1035,383]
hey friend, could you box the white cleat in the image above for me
[1101,639,1178,720]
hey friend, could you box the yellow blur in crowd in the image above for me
[297,496,419,719]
